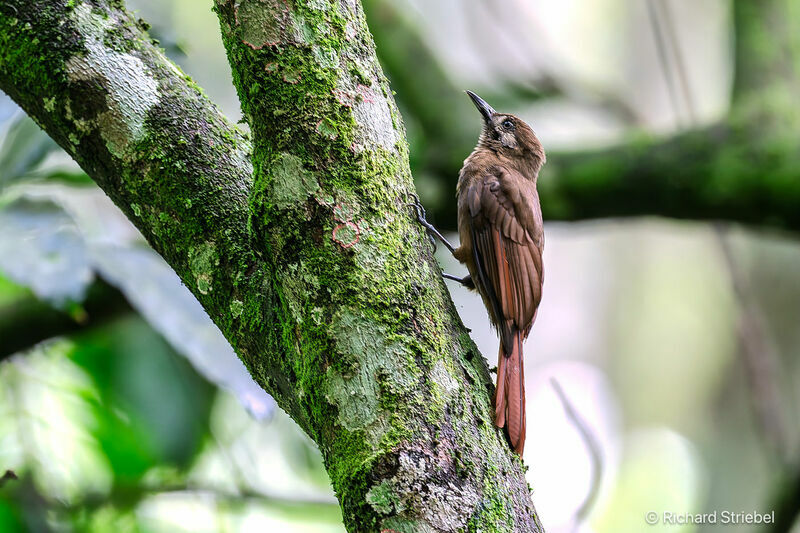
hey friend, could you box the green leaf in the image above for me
[0,115,58,187]
[40,169,94,186]
[0,342,113,504]
[69,317,216,482]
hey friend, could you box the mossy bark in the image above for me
[0,1,544,531]
[541,0,800,232]
[539,119,800,230]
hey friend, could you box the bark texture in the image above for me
[0,1,543,531]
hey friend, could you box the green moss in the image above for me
[0,2,84,155]
[316,116,339,140]
[188,242,219,295]
[215,0,459,514]
[279,260,321,323]
[468,466,518,532]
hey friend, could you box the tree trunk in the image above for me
[0,1,544,531]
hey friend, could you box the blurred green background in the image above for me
[1,0,799,532]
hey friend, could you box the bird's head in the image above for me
[466,90,545,176]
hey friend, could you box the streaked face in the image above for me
[487,113,520,150]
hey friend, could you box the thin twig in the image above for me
[655,0,697,122]
[714,224,791,465]
[645,0,685,126]
[551,378,603,528]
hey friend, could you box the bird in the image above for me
[412,90,545,455]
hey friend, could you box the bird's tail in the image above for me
[494,330,526,455]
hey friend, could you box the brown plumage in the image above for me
[452,91,545,455]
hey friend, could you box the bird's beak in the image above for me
[466,90,495,123]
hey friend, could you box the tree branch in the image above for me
[53,482,339,513]
[539,0,800,232]
[0,0,256,350]
[0,1,543,530]
[541,120,800,231]
[537,0,800,232]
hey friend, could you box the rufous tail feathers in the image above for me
[494,331,525,455]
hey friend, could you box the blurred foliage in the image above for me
[0,116,58,187]
[0,312,343,531]
[0,115,91,189]
[0,196,93,306]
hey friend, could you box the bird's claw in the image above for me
[407,192,438,252]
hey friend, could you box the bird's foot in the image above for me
[407,192,456,254]
[407,193,437,251]
[443,272,475,290]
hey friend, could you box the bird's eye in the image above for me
[502,119,514,130]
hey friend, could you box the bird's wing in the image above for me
[466,166,544,352]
